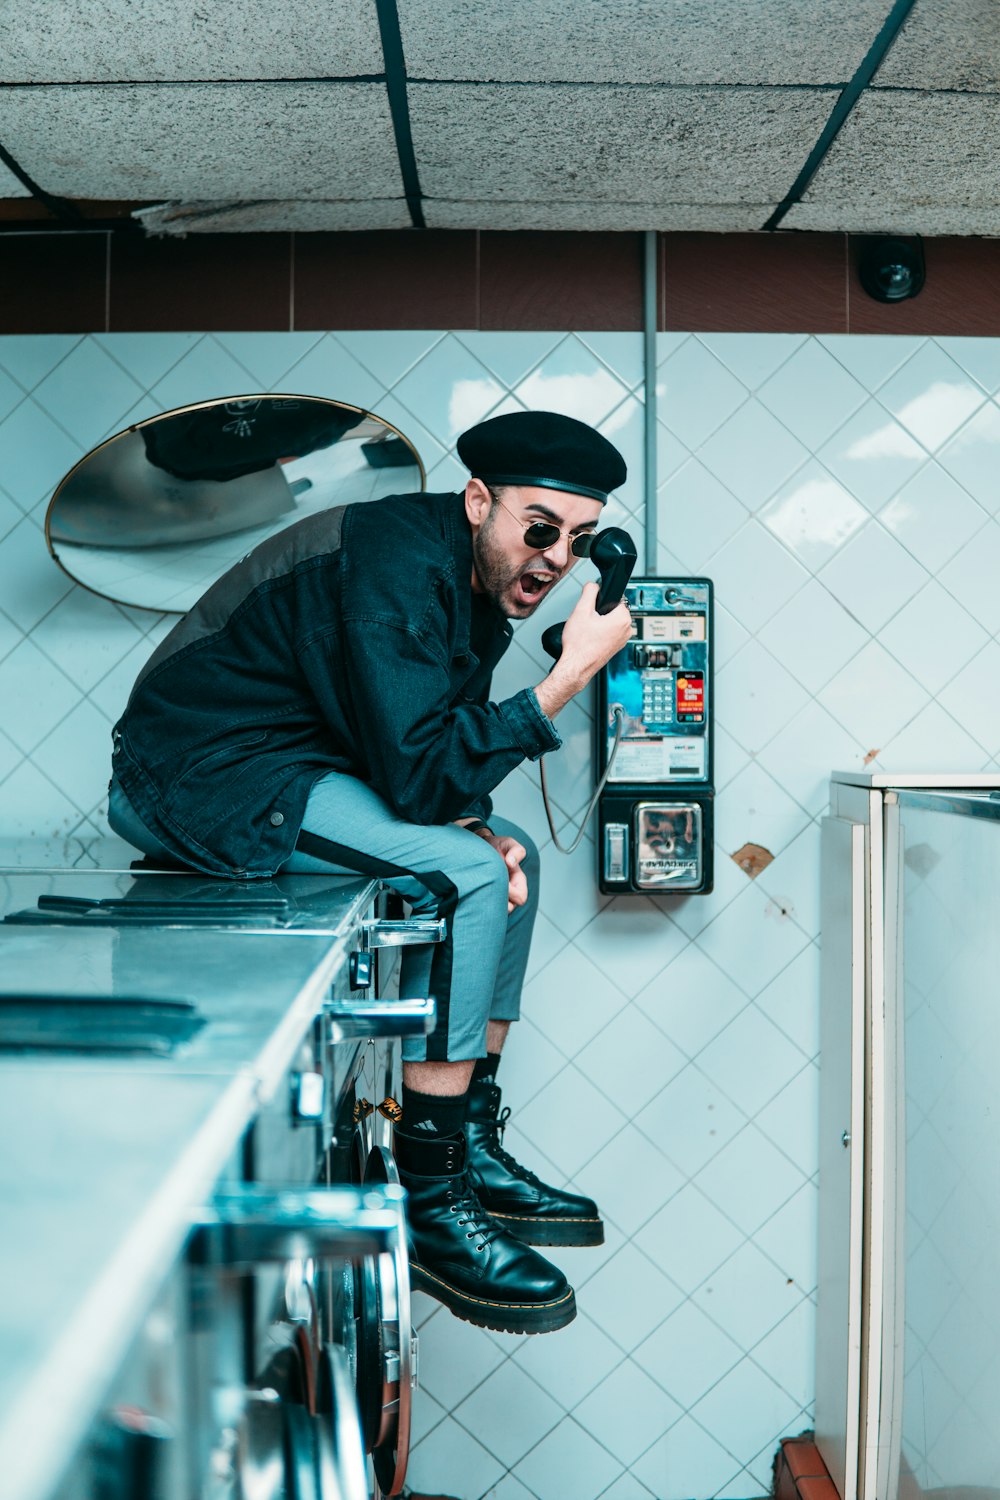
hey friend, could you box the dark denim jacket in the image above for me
[111,490,561,877]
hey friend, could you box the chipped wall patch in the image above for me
[731,842,774,878]
[863,749,880,766]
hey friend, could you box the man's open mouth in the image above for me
[515,570,557,604]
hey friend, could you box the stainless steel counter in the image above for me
[0,870,386,1500]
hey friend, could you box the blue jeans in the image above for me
[109,773,538,1063]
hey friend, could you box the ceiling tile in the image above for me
[410,84,836,206]
[874,1,1000,92]
[137,200,411,234]
[799,94,1000,222]
[0,83,400,200]
[400,0,889,84]
[2,1,384,80]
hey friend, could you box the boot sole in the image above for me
[410,1262,577,1334]
[489,1212,606,1248]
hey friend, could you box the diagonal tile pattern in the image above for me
[3,329,999,1498]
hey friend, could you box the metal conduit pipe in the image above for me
[642,229,658,574]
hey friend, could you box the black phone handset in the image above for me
[541,528,638,660]
[538,526,638,852]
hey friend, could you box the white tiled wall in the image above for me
[1,328,997,1499]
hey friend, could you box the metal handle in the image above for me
[359,918,446,949]
[191,1183,406,1264]
[324,995,436,1042]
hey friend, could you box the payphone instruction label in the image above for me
[612,735,707,782]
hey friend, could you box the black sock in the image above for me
[399,1084,469,1139]
[473,1052,502,1084]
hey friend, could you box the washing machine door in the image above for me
[356,1144,414,1498]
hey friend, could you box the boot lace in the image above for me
[446,1173,504,1251]
[486,1106,544,1187]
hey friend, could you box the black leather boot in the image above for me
[464,1078,605,1247]
[394,1129,576,1335]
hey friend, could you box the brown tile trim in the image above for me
[662,232,849,333]
[480,231,643,331]
[294,231,477,329]
[0,232,109,333]
[110,233,293,331]
[783,1438,831,1481]
[775,1436,843,1500]
[848,235,1000,335]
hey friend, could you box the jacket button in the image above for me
[269,811,284,827]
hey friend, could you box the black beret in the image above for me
[456,410,626,504]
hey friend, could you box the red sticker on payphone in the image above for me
[675,671,705,723]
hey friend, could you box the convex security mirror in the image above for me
[46,395,425,614]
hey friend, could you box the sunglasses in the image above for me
[494,497,595,558]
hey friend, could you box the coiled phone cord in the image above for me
[539,706,626,855]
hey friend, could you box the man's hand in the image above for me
[533,580,633,723]
[455,821,528,913]
[486,832,528,913]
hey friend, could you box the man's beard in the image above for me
[473,508,559,619]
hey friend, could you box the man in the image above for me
[108,409,632,1336]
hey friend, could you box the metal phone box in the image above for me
[597,578,714,894]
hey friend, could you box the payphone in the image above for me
[596,578,714,894]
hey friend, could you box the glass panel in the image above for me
[46,396,424,614]
[897,796,1000,1494]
